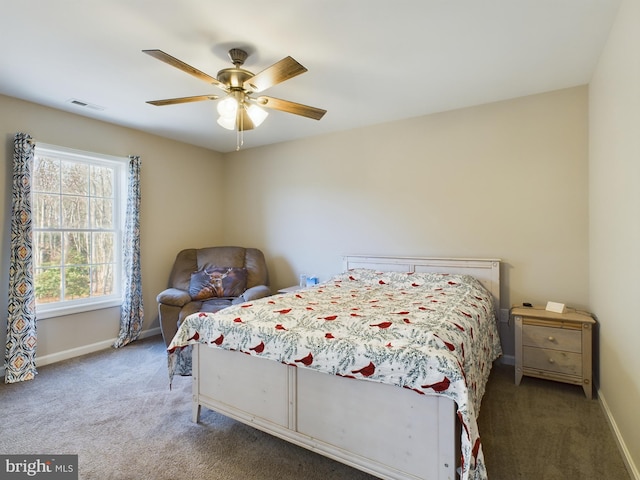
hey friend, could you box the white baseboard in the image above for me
[36,327,162,367]
[598,389,640,480]
[1,327,162,379]
[500,354,515,366]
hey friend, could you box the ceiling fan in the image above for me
[143,48,327,135]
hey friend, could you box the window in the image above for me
[32,143,127,318]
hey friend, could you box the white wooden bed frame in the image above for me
[191,256,501,480]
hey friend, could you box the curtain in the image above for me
[5,133,37,383]
[113,156,144,348]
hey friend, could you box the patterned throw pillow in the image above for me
[189,267,248,300]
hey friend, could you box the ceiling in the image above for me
[0,0,621,153]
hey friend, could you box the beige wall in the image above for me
[1,94,225,360]
[589,0,640,476]
[222,87,590,313]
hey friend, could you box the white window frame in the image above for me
[32,143,127,319]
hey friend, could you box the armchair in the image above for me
[157,246,270,347]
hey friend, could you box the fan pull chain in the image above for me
[236,110,244,151]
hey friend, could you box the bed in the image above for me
[167,255,502,480]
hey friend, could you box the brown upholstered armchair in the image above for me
[157,246,270,347]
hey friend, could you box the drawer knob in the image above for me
[548,336,555,342]
[548,358,555,364]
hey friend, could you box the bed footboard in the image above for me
[192,343,460,480]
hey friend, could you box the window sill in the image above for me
[36,298,122,319]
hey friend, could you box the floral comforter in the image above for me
[167,269,502,480]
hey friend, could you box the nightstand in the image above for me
[512,306,595,399]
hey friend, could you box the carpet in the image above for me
[0,336,631,479]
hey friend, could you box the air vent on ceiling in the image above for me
[67,98,105,111]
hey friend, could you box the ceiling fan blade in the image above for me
[143,49,228,92]
[244,57,307,92]
[256,96,326,120]
[146,95,219,106]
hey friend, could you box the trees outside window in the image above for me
[33,144,125,318]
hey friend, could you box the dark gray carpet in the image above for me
[0,336,631,480]
[478,362,630,479]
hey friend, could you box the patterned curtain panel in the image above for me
[5,133,37,383]
[113,156,144,348]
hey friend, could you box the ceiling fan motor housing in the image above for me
[216,48,254,91]
[217,67,254,90]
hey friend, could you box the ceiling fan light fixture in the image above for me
[246,104,268,127]
[217,114,236,130]
[216,96,238,117]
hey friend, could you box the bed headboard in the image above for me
[343,255,501,314]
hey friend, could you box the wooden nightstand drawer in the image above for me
[513,306,595,399]
[523,346,582,376]
[522,324,581,353]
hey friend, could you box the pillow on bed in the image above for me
[332,268,392,285]
[189,267,248,300]
[332,269,444,288]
